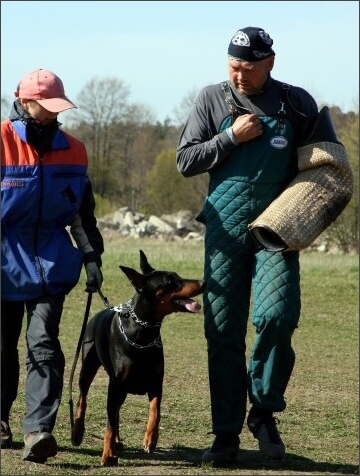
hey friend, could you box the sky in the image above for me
[1,1,359,123]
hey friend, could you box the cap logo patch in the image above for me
[231,31,250,47]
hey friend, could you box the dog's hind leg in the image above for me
[71,341,101,446]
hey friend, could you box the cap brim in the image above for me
[36,96,77,113]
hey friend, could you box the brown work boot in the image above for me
[23,431,57,463]
[1,421,13,448]
[202,432,240,467]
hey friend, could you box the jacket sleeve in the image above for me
[285,85,319,147]
[70,174,104,267]
[176,86,236,177]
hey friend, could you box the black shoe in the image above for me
[1,421,12,449]
[23,431,57,464]
[202,432,239,467]
[247,407,285,461]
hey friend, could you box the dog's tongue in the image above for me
[184,299,201,313]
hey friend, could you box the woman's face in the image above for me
[20,99,59,124]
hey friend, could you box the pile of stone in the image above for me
[97,207,204,241]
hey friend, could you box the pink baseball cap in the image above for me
[14,68,77,113]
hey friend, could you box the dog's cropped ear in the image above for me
[119,265,146,293]
[139,249,155,275]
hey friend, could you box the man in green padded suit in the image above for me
[176,26,347,466]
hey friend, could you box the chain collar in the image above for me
[114,300,161,328]
[114,300,162,349]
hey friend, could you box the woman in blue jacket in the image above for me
[1,69,104,463]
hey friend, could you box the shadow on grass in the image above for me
[236,448,358,474]
[47,443,358,474]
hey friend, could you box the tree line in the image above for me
[1,78,358,252]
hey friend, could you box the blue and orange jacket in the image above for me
[1,108,104,301]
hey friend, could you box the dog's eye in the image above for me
[165,277,176,288]
[150,272,181,294]
[163,275,179,291]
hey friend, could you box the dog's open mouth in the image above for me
[172,298,201,313]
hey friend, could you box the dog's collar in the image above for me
[114,300,161,328]
[115,300,163,350]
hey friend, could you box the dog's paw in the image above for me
[71,420,85,446]
[143,430,158,453]
[143,441,157,453]
[115,440,124,453]
[101,455,118,467]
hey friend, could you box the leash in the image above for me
[68,292,92,429]
[68,288,112,429]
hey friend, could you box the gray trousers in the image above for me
[1,295,65,435]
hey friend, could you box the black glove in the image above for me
[84,262,103,293]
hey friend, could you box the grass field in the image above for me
[1,236,358,475]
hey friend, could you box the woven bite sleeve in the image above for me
[248,141,354,251]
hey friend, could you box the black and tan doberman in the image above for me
[71,250,205,466]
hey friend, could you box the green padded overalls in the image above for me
[198,111,301,434]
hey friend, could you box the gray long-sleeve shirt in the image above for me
[176,76,318,178]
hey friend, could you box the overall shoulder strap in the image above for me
[277,83,291,129]
[280,83,307,118]
[221,80,239,113]
[220,81,253,121]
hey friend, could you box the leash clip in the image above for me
[97,288,112,309]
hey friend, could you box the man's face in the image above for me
[228,56,274,96]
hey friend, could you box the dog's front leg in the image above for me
[102,427,118,467]
[143,392,162,452]
[101,381,126,466]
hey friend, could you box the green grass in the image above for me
[1,237,358,475]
